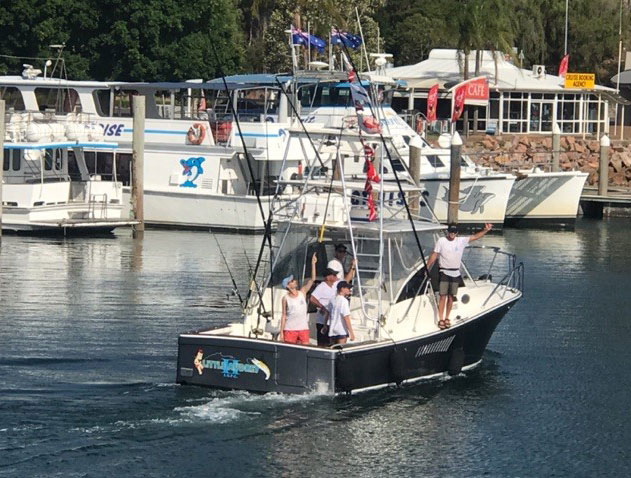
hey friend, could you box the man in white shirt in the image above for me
[327,244,351,280]
[309,268,340,346]
[326,281,355,345]
[426,223,492,329]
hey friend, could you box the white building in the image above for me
[387,49,626,136]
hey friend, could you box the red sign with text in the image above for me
[463,77,489,106]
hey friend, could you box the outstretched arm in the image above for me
[469,223,493,242]
[301,253,318,294]
[344,258,357,283]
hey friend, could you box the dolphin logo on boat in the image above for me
[441,186,495,214]
[180,156,205,188]
[250,358,271,380]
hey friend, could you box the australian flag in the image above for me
[291,26,326,54]
[331,28,362,50]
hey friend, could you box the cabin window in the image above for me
[94,89,111,116]
[425,155,445,168]
[112,90,139,117]
[35,87,81,113]
[12,150,21,171]
[0,87,25,110]
[3,149,9,171]
[115,153,132,186]
[67,151,81,179]
[85,150,114,178]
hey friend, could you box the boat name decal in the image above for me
[193,349,270,380]
[180,157,205,188]
[440,185,495,215]
[415,335,455,357]
[100,123,125,136]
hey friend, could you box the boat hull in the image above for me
[176,298,518,395]
[504,171,588,227]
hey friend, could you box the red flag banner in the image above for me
[427,84,438,121]
[451,85,465,122]
[558,54,569,77]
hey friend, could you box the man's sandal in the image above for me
[438,320,447,330]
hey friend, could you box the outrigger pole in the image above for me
[209,43,273,314]
[335,35,430,270]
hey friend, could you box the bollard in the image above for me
[598,134,610,196]
[552,122,561,172]
[0,100,5,242]
[409,138,422,215]
[448,132,463,225]
[132,95,145,239]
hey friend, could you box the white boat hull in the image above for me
[504,171,588,226]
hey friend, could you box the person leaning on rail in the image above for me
[426,223,493,329]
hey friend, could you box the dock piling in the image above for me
[409,140,421,215]
[599,134,610,197]
[448,132,463,225]
[132,95,145,239]
[0,100,5,242]
[552,122,561,172]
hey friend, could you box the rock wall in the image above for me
[452,135,631,187]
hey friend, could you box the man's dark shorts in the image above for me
[439,272,460,297]
[316,323,330,346]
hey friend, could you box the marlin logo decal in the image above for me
[250,358,271,380]
[180,156,205,188]
[441,186,496,214]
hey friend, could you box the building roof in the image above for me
[386,49,616,93]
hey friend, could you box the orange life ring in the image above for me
[187,123,206,145]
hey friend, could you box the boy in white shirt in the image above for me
[325,281,355,345]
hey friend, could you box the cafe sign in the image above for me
[564,73,595,89]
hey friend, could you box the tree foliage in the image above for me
[0,0,628,84]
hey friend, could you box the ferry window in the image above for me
[115,153,132,186]
[35,88,81,113]
[0,87,25,110]
[3,149,9,171]
[426,155,445,168]
[67,151,81,179]
[113,90,138,117]
[97,152,114,179]
[94,89,111,116]
[12,150,21,171]
[85,151,97,174]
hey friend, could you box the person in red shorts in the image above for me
[280,253,317,344]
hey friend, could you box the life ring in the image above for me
[187,123,206,145]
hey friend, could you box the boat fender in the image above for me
[448,347,465,376]
[389,347,407,384]
[187,123,206,145]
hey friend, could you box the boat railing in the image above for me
[461,245,524,305]
[88,193,108,218]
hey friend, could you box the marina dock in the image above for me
[580,187,631,218]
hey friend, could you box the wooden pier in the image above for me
[580,188,631,218]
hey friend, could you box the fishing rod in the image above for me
[336,35,430,270]
[212,232,245,307]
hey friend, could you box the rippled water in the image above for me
[1,221,630,476]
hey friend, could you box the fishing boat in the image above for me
[176,167,523,395]
[1,113,135,233]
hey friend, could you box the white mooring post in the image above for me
[448,132,463,225]
[132,95,145,239]
[552,122,561,172]
[598,134,610,197]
